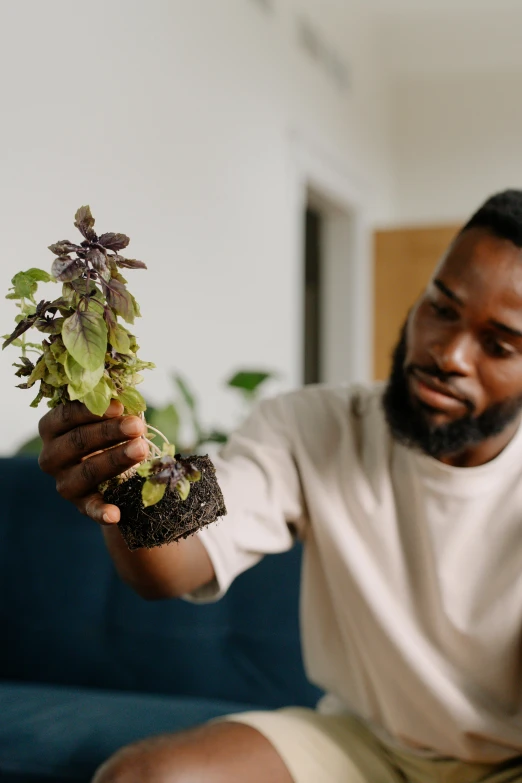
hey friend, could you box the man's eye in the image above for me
[485,339,515,359]
[430,302,456,320]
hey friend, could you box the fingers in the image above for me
[40,413,146,473]
[39,399,124,441]
[83,493,121,525]
[38,399,150,527]
[57,439,149,505]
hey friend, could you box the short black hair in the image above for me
[462,189,522,248]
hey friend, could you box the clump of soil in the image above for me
[103,455,226,550]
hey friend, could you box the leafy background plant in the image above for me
[16,369,276,456]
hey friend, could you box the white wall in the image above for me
[389,70,522,226]
[0,0,394,454]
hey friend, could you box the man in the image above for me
[39,190,522,782]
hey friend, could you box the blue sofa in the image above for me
[0,456,320,782]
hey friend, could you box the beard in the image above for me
[382,324,522,459]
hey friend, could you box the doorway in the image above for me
[291,134,372,388]
[303,206,323,385]
[373,224,461,380]
[301,188,367,387]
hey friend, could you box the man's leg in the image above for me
[92,721,293,783]
[92,708,406,783]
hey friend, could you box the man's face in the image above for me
[383,228,522,459]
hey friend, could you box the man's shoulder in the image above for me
[280,381,384,411]
[267,381,386,434]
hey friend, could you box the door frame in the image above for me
[289,131,372,386]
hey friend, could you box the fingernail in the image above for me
[103,512,118,524]
[105,400,124,417]
[121,416,143,437]
[125,440,146,461]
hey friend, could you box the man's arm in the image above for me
[38,401,215,600]
[102,525,214,599]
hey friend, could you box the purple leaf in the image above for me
[98,233,130,251]
[2,313,39,349]
[114,255,147,270]
[74,206,97,242]
[48,241,79,256]
[51,256,85,283]
[86,248,108,272]
[104,279,137,324]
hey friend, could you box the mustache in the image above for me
[406,364,475,413]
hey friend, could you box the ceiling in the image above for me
[322,0,522,78]
[371,2,522,77]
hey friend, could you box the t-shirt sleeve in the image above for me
[182,394,307,603]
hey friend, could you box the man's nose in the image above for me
[428,332,475,376]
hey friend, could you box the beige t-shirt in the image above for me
[187,383,522,763]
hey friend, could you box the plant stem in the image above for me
[137,413,172,458]
[143,437,162,458]
[145,424,171,445]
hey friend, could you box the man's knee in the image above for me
[91,719,290,783]
[92,736,193,783]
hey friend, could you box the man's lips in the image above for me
[409,369,469,412]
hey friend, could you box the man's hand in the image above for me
[38,400,149,525]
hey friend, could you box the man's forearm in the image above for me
[102,525,215,600]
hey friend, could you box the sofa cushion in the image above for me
[0,681,263,782]
[0,457,321,709]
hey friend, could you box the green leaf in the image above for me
[71,277,98,297]
[10,272,37,300]
[62,310,107,371]
[27,357,47,387]
[227,371,274,394]
[43,350,68,387]
[25,268,53,283]
[35,317,64,335]
[16,434,43,455]
[186,465,201,483]
[64,353,105,394]
[61,283,77,306]
[204,430,228,446]
[50,340,68,364]
[82,377,112,416]
[20,300,37,315]
[176,477,191,501]
[174,374,196,411]
[142,480,167,508]
[136,460,153,478]
[109,322,131,354]
[161,443,176,457]
[84,296,104,316]
[74,205,97,241]
[30,388,44,408]
[110,268,128,284]
[117,387,147,415]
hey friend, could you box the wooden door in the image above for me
[373,225,461,381]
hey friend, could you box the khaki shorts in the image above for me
[219,708,522,783]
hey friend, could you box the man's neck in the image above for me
[438,416,522,468]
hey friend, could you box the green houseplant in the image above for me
[3,206,225,549]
